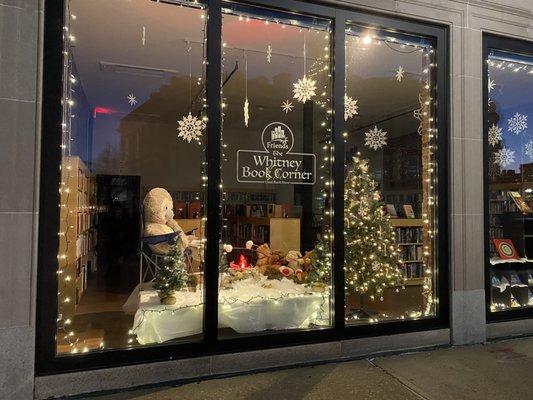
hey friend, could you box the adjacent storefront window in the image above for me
[486,47,533,313]
[344,26,438,324]
[40,0,446,369]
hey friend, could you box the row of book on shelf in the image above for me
[174,201,203,219]
[76,212,97,234]
[76,169,95,195]
[76,230,97,259]
[400,245,424,261]
[489,190,532,214]
[403,263,424,279]
[386,204,417,219]
[76,190,95,209]
[395,227,423,243]
[223,203,298,219]
[234,224,270,245]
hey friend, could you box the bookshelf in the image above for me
[390,218,425,285]
[488,183,533,258]
[491,261,533,310]
[226,216,300,253]
[59,156,98,316]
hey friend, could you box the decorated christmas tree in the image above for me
[154,247,187,303]
[344,155,404,300]
[308,235,331,284]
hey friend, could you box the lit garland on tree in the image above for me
[308,236,331,284]
[154,247,188,303]
[344,155,404,300]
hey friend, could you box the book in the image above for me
[188,202,202,219]
[493,238,519,260]
[174,202,187,219]
[508,191,531,214]
[386,204,398,218]
[403,204,415,218]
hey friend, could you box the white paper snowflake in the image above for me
[494,147,515,168]
[267,45,272,63]
[488,78,495,93]
[177,112,205,143]
[281,99,294,114]
[364,126,388,150]
[127,94,137,106]
[293,75,317,103]
[243,98,250,127]
[508,112,527,134]
[525,140,533,160]
[344,95,358,121]
[395,66,405,82]
[488,124,502,147]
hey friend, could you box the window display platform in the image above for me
[132,277,330,344]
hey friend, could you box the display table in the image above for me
[132,276,330,345]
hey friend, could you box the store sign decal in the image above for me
[237,122,316,185]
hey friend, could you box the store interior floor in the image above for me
[77,336,533,400]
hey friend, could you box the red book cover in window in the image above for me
[493,239,519,260]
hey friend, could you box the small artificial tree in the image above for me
[154,246,187,303]
[344,155,404,301]
[308,235,331,284]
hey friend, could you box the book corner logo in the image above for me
[261,122,293,155]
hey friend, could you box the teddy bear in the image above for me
[256,243,287,278]
[143,187,191,254]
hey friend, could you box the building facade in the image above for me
[1,0,533,398]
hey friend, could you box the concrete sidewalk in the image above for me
[79,336,533,400]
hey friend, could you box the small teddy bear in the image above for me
[143,188,191,254]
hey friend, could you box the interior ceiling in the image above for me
[69,0,425,130]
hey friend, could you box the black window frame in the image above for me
[483,33,533,322]
[37,0,449,375]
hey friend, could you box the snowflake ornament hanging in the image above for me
[395,66,405,82]
[281,99,294,114]
[344,95,358,121]
[243,98,250,127]
[267,45,272,63]
[177,112,205,143]
[525,140,533,160]
[127,93,138,106]
[488,124,502,147]
[508,112,527,134]
[488,78,495,93]
[494,147,515,168]
[293,75,317,103]
[364,126,388,150]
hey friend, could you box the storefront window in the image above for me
[218,5,333,337]
[487,49,533,312]
[41,0,448,371]
[56,0,207,354]
[343,26,438,324]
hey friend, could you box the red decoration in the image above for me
[230,254,251,270]
[493,239,519,260]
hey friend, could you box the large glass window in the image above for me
[43,0,447,369]
[486,48,533,313]
[218,4,333,338]
[343,25,438,324]
[56,0,207,354]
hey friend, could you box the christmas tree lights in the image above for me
[343,155,405,300]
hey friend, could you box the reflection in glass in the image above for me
[344,26,438,324]
[487,50,533,312]
[218,5,333,338]
[57,0,207,354]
